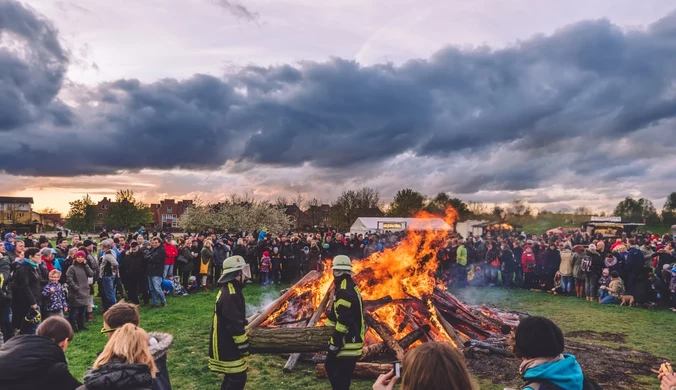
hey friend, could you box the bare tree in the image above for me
[468,201,487,216]
[574,206,592,215]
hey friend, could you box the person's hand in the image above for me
[373,369,399,390]
[49,287,55,293]
[31,304,38,310]
[64,307,69,313]
[659,372,676,390]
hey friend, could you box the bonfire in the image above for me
[245,207,525,378]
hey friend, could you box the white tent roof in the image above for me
[350,217,452,232]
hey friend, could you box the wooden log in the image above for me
[248,326,334,353]
[464,340,515,357]
[364,311,405,361]
[247,270,321,332]
[316,362,393,379]
[363,295,393,311]
[360,324,431,361]
[283,287,334,373]
[433,305,466,348]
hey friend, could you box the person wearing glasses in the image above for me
[100,302,173,390]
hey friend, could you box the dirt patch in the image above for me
[565,330,627,344]
[466,340,665,389]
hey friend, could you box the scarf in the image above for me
[519,354,564,375]
[43,256,55,272]
[25,258,39,269]
[604,257,618,268]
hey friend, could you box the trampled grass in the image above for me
[65,285,675,390]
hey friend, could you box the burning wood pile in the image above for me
[246,208,526,378]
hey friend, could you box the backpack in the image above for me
[580,255,592,273]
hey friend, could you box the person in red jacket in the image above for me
[163,235,179,279]
[521,245,537,290]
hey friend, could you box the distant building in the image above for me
[150,199,193,228]
[306,204,331,229]
[96,197,114,228]
[0,196,34,225]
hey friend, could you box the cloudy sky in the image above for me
[1,0,676,214]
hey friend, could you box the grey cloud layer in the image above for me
[1,0,675,198]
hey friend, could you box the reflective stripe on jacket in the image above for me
[326,275,365,358]
[208,281,248,374]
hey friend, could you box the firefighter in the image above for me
[325,255,365,390]
[209,255,252,390]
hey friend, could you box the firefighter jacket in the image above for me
[326,274,365,358]
[208,280,249,374]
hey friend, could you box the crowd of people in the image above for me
[1,225,675,390]
[439,230,676,311]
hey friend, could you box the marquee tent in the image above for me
[349,217,452,235]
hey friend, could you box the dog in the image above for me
[619,295,635,307]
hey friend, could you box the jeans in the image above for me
[584,274,597,298]
[259,272,269,286]
[163,264,174,279]
[515,268,523,287]
[101,275,118,312]
[561,276,574,293]
[601,295,619,304]
[522,272,536,289]
[598,289,609,300]
[69,306,87,331]
[148,276,166,306]
[0,305,12,342]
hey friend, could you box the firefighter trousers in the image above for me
[325,353,358,390]
[220,372,247,390]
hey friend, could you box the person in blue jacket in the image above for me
[515,316,600,390]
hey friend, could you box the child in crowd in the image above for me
[171,276,187,296]
[187,276,199,293]
[260,251,271,286]
[549,272,563,295]
[161,277,174,295]
[598,268,611,301]
[42,269,68,318]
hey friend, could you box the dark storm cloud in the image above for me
[212,0,259,22]
[1,0,675,198]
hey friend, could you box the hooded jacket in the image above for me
[66,260,95,307]
[0,335,82,390]
[522,354,584,390]
[559,249,574,277]
[78,358,153,390]
[522,249,537,273]
[148,332,173,390]
[11,260,44,321]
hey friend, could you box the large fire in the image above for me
[260,206,515,354]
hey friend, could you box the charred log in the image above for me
[249,326,333,353]
[316,363,393,379]
[364,311,406,361]
[360,324,431,361]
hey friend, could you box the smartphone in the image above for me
[392,361,401,377]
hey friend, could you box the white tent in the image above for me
[455,220,488,238]
[350,217,452,235]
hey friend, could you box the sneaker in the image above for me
[161,302,167,308]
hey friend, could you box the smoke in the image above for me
[212,0,259,22]
[245,290,280,316]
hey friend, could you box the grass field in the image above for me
[65,285,675,390]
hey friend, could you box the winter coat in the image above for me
[148,332,173,390]
[124,249,148,278]
[456,245,468,266]
[572,252,585,280]
[329,241,347,258]
[179,246,194,272]
[307,246,321,271]
[522,354,584,390]
[544,249,561,275]
[0,335,82,390]
[145,246,166,278]
[11,260,44,324]
[163,243,178,266]
[77,358,153,390]
[583,250,604,277]
[260,256,271,273]
[213,245,229,267]
[500,249,519,273]
[99,250,118,277]
[66,261,94,307]
[559,249,574,277]
[209,280,248,375]
[670,276,676,293]
[522,250,537,273]
[625,247,645,274]
[0,255,11,303]
[42,282,68,312]
[199,247,213,276]
[86,251,100,280]
[607,277,625,298]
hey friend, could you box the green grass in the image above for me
[66,286,675,390]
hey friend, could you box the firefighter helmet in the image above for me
[332,255,352,271]
[217,255,251,284]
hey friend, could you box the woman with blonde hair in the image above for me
[77,323,156,390]
[200,239,214,289]
[373,342,474,390]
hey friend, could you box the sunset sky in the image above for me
[2,0,676,214]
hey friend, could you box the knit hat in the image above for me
[83,239,94,247]
[130,242,139,248]
[262,251,269,257]
[74,250,87,259]
[588,244,596,251]
[514,316,564,358]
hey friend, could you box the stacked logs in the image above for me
[246,272,521,379]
